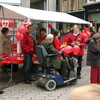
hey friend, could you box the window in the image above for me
[70,0,75,11]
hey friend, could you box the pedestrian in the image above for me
[68,84,100,100]
[0,27,12,94]
[21,25,35,84]
[87,33,100,84]
[66,25,87,79]
[37,28,46,45]
[40,34,68,80]
[0,27,12,54]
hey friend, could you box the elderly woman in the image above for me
[87,33,100,83]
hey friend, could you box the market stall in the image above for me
[0,3,90,88]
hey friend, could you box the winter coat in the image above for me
[87,37,100,67]
[40,39,62,69]
[20,32,35,55]
[66,32,86,56]
[0,33,12,55]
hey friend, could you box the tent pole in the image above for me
[1,6,5,19]
[5,20,16,88]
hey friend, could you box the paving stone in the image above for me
[1,66,90,100]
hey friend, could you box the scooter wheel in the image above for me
[45,79,56,91]
[70,79,77,85]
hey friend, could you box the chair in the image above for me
[35,45,58,74]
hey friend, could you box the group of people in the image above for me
[0,24,100,95]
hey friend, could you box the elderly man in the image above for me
[66,25,86,79]
[40,34,68,80]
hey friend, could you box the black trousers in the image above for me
[76,56,82,76]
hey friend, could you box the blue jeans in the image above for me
[23,53,32,82]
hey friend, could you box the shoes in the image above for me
[77,76,81,79]
[0,91,4,94]
[29,79,35,82]
[63,77,69,80]
[25,81,32,84]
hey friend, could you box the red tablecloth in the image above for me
[0,57,38,66]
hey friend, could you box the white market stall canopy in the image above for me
[0,3,90,24]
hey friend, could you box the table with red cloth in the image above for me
[0,56,38,88]
[0,57,38,66]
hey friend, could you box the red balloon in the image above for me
[8,52,18,61]
[16,32,24,41]
[64,46,73,54]
[47,24,52,28]
[82,32,87,38]
[85,31,91,37]
[84,28,89,32]
[73,45,80,55]
[18,24,27,34]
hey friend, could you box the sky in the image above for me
[0,0,20,3]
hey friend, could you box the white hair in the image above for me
[46,34,53,39]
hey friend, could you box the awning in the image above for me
[0,3,90,24]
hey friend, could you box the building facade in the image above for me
[60,0,100,32]
[83,0,100,31]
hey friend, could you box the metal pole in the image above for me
[1,6,4,19]
[47,0,49,34]
[84,9,85,28]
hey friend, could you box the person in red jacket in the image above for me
[66,25,86,79]
[37,28,46,45]
[21,25,35,84]
[53,30,65,58]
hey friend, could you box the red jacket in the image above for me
[53,37,61,51]
[37,35,46,45]
[53,37,62,58]
[21,32,35,55]
[67,32,86,56]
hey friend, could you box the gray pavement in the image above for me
[0,66,90,100]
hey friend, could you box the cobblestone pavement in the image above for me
[0,66,90,100]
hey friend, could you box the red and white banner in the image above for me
[0,20,17,28]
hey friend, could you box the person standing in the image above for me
[21,25,35,84]
[66,25,86,79]
[0,27,12,54]
[0,27,12,94]
[37,28,46,45]
[87,34,100,84]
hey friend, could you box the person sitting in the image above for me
[40,34,68,80]
[68,84,100,100]
[37,28,46,45]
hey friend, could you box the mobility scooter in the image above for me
[35,45,77,91]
